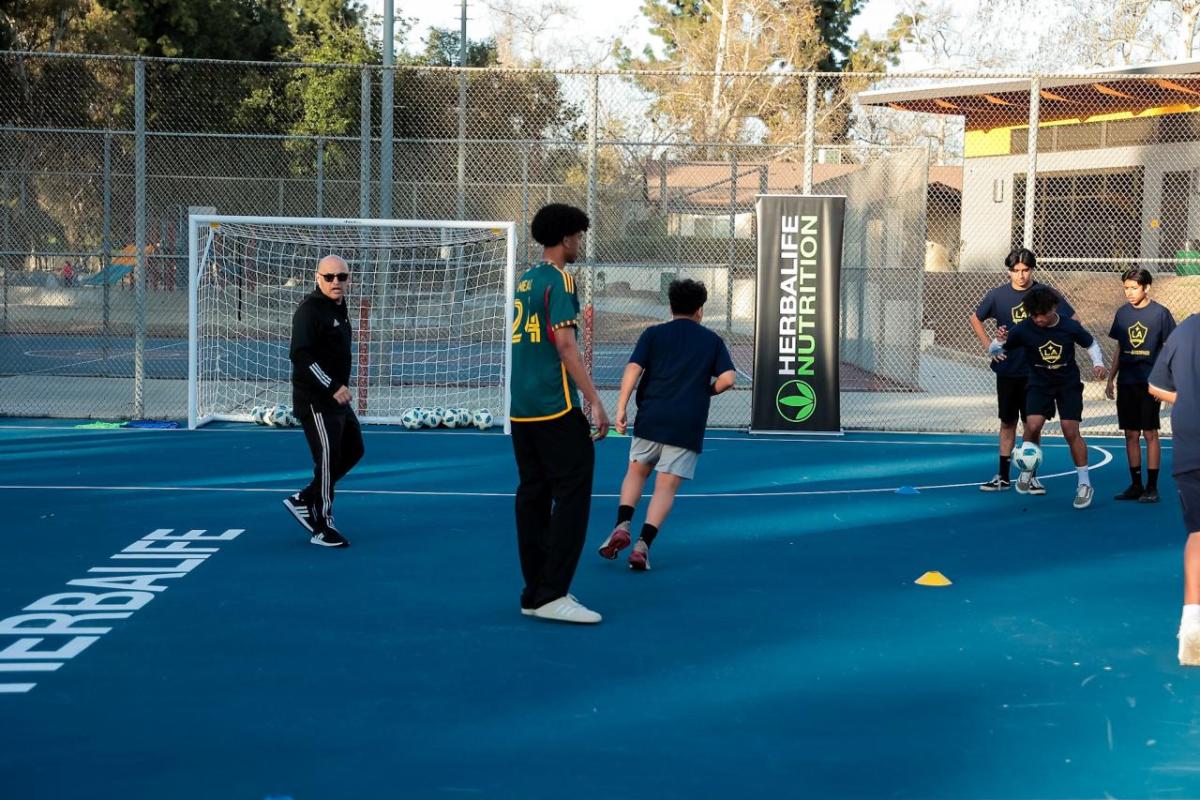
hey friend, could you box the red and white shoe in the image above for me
[598,525,631,560]
[628,540,651,572]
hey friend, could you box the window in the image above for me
[1012,167,1143,264]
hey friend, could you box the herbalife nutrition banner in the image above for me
[751,195,845,433]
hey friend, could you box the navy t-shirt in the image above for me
[1149,314,1200,475]
[1002,316,1094,386]
[629,318,736,454]
[976,282,1075,377]
[1108,300,1176,385]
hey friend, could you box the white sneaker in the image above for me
[521,593,577,617]
[531,594,602,624]
[1179,623,1200,666]
[1028,477,1046,496]
[1015,470,1032,494]
[1072,484,1093,509]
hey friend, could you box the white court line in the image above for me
[0,446,1113,499]
[0,425,1165,449]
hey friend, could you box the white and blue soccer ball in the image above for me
[472,408,494,430]
[1013,441,1043,473]
[285,409,300,428]
[401,407,422,430]
[442,407,469,428]
[267,405,291,428]
[427,406,446,427]
[250,405,267,425]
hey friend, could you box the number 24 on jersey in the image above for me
[512,300,542,344]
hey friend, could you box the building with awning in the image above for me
[857,59,1200,272]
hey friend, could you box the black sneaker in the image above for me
[979,474,1011,492]
[1113,484,1144,501]
[311,526,349,548]
[1138,488,1160,504]
[282,493,314,533]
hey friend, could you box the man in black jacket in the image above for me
[283,254,364,547]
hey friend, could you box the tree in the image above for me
[617,0,903,155]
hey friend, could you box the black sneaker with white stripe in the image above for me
[311,525,349,548]
[282,493,314,533]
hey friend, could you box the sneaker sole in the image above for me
[628,553,650,571]
[283,499,315,533]
[979,485,1010,492]
[598,529,631,560]
[309,534,348,547]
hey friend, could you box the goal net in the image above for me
[187,215,515,429]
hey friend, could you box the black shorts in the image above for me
[996,375,1028,424]
[1026,381,1084,422]
[1116,382,1161,431]
[1177,469,1200,534]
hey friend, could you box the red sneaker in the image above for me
[628,540,651,571]
[597,526,631,560]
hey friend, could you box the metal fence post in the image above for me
[102,131,112,339]
[359,67,372,219]
[803,74,817,194]
[380,0,394,220]
[133,57,147,420]
[586,73,599,261]
[0,170,7,335]
[727,152,736,333]
[520,141,530,263]
[1024,75,1040,249]
[315,136,324,217]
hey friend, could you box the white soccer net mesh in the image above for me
[190,217,513,426]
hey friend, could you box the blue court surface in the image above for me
[1,422,1198,799]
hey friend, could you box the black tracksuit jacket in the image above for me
[290,289,353,413]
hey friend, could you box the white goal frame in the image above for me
[187,214,516,431]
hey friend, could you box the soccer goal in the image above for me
[187,215,516,430]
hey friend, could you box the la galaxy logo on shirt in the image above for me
[1038,340,1063,364]
[1128,320,1148,348]
[1011,304,1029,323]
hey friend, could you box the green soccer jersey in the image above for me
[509,261,582,421]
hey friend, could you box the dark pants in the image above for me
[511,409,595,609]
[296,401,364,531]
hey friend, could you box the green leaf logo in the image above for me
[776,380,817,423]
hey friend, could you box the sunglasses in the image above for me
[319,273,350,283]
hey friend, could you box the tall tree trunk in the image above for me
[706,0,730,158]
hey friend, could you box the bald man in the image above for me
[283,254,364,547]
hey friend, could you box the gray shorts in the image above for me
[629,437,699,480]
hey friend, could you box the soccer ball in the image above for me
[428,406,446,427]
[441,407,460,428]
[267,405,291,428]
[250,405,266,425]
[1013,441,1043,473]
[285,410,300,428]
[444,407,470,428]
[401,408,422,430]
[472,408,494,430]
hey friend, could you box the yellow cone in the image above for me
[915,570,952,587]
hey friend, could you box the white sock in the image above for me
[1182,605,1200,627]
[1077,467,1091,487]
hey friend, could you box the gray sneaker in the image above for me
[1015,470,1033,494]
[1073,483,1093,509]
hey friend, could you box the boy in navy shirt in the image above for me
[991,286,1107,509]
[1105,268,1176,503]
[971,249,1075,491]
[597,279,736,571]
[1149,314,1200,665]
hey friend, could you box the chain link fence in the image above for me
[2,51,1198,433]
